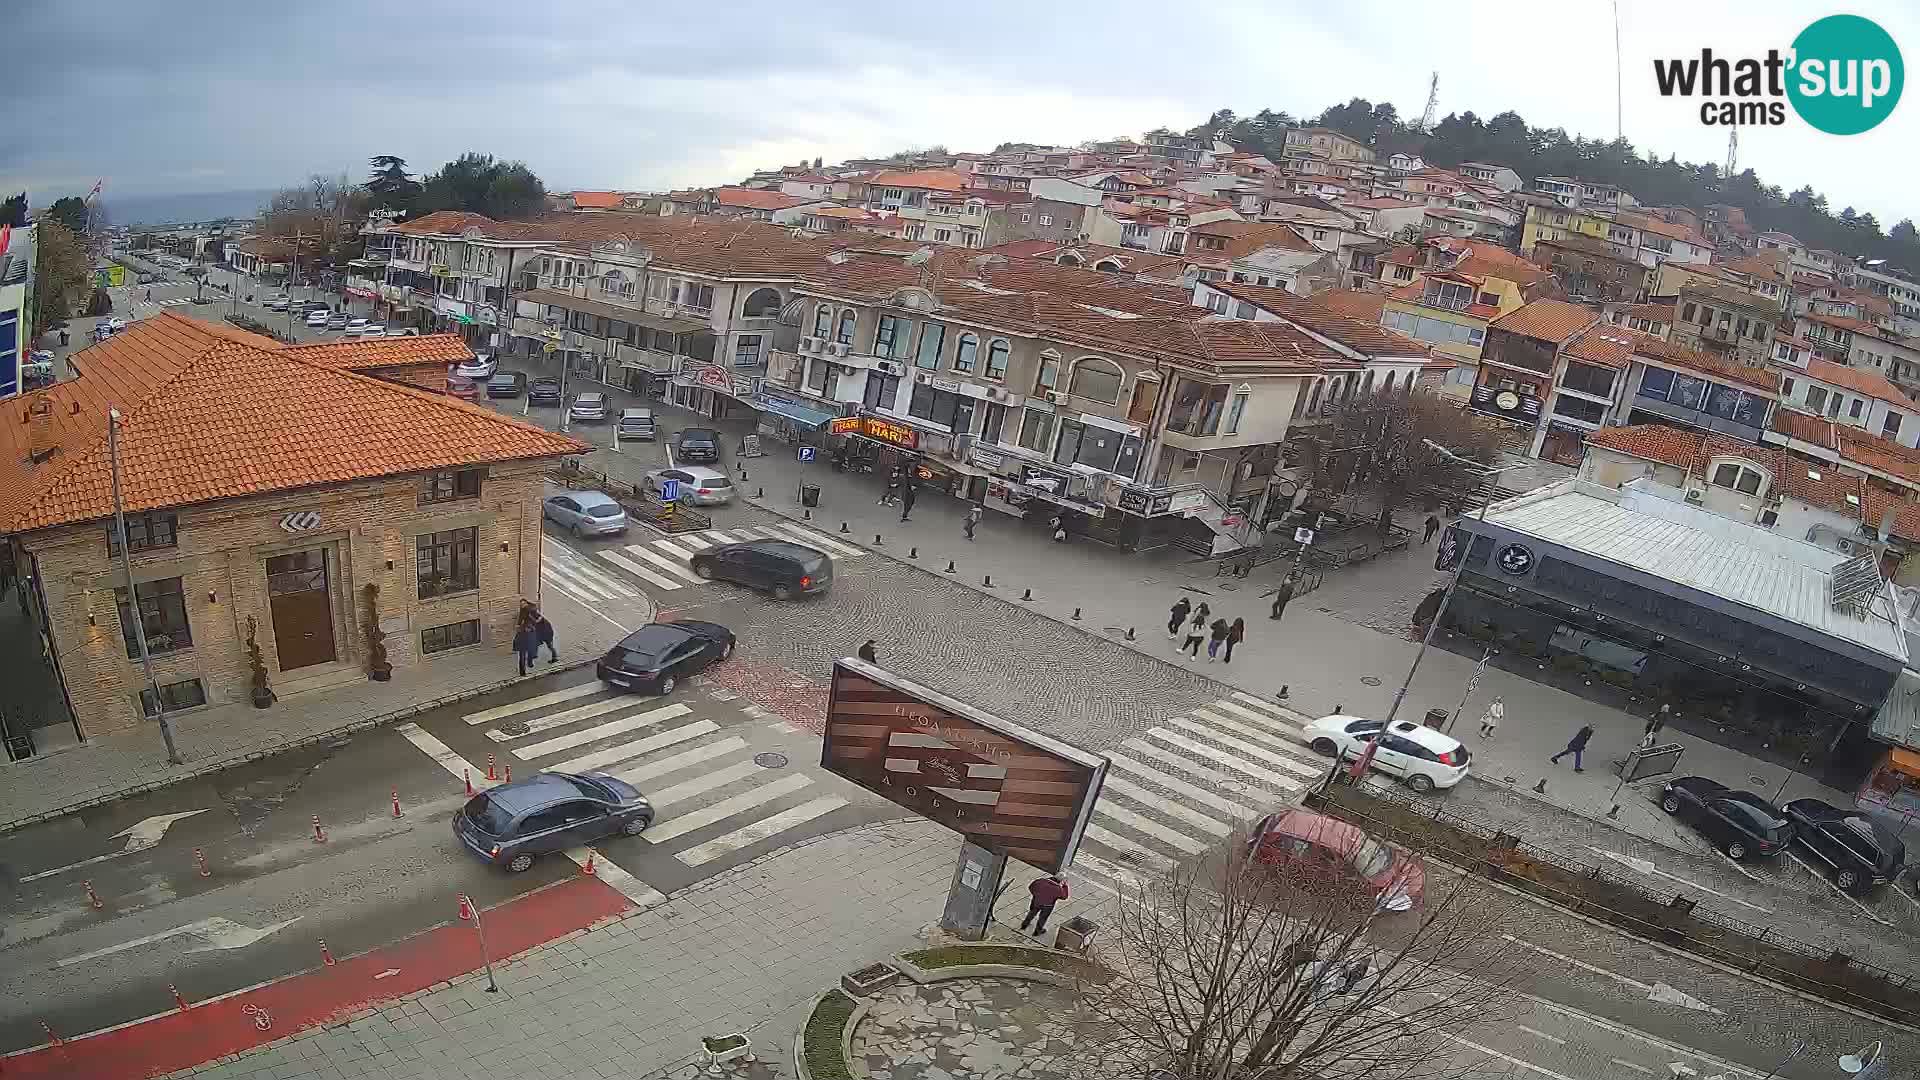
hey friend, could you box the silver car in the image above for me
[643,466,734,506]
[568,392,609,423]
[617,408,657,440]
[544,490,629,537]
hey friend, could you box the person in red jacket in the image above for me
[1019,874,1070,936]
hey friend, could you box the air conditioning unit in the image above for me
[915,371,934,384]
[875,359,906,377]
[984,386,1007,401]
[799,336,818,352]
[1683,487,1705,505]
[831,342,850,357]
[1045,390,1068,405]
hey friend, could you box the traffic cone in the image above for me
[457,894,475,921]
[581,849,598,876]
[311,815,327,843]
[319,939,336,966]
[169,984,190,1012]
[392,789,403,818]
[486,753,497,781]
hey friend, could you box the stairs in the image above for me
[273,661,367,699]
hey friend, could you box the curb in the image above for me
[0,656,601,836]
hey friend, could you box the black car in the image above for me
[689,539,832,600]
[1784,799,1904,893]
[453,771,654,874]
[596,620,735,695]
[1659,776,1791,860]
[676,426,721,463]
[486,371,527,398]
[527,376,563,405]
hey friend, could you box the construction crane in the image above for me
[1417,72,1440,133]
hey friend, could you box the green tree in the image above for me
[47,196,90,235]
[418,153,549,221]
[365,155,422,214]
[32,219,92,329]
[0,193,25,228]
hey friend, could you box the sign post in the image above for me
[798,445,816,503]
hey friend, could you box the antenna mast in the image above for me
[1725,127,1738,180]
[1614,0,1624,140]
[1418,72,1440,133]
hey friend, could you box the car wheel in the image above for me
[771,584,793,600]
[1661,795,1681,813]
[1836,868,1861,892]
[621,816,651,837]
[1406,773,1436,793]
[1310,737,1338,756]
[1724,840,1747,860]
[506,853,535,874]
[694,560,715,580]
[657,674,676,696]
[720,638,734,659]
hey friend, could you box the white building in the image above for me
[0,222,34,399]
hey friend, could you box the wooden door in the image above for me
[267,549,337,671]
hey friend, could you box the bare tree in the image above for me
[1307,389,1510,529]
[257,173,369,266]
[1068,824,1525,1080]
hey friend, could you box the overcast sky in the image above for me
[6,1,1917,224]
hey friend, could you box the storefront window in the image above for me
[1018,408,1054,453]
[807,359,828,393]
[1052,418,1141,476]
[981,401,1007,444]
[952,395,977,435]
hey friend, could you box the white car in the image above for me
[305,309,331,328]
[453,354,498,380]
[362,323,386,336]
[345,318,370,335]
[385,327,417,337]
[1300,715,1471,792]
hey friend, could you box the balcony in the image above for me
[613,341,683,373]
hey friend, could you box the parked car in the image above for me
[384,327,419,337]
[344,318,370,335]
[304,309,330,328]
[1784,798,1903,893]
[453,772,654,874]
[486,371,527,398]
[326,312,350,330]
[527,376,563,405]
[445,376,481,400]
[616,408,657,441]
[642,465,734,506]
[362,323,387,336]
[569,392,609,423]
[264,294,290,311]
[1300,715,1470,793]
[543,490,628,538]
[688,539,830,600]
[675,426,721,463]
[453,354,497,380]
[1659,777,1791,860]
[596,620,736,696]
[1247,809,1425,911]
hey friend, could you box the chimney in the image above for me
[25,397,55,463]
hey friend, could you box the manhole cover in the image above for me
[1749,776,1769,787]
[499,720,529,737]
[1361,676,1382,686]
[753,752,790,769]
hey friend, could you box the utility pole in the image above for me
[110,409,183,766]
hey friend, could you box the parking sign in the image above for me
[660,478,681,502]
[799,446,816,463]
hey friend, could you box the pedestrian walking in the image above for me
[1224,617,1245,664]
[1477,696,1504,739]
[1422,514,1441,545]
[1019,874,1070,936]
[858,639,878,663]
[1642,704,1671,741]
[1049,514,1067,543]
[512,623,537,677]
[881,468,901,506]
[1182,612,1207,658]
[1549,724,1596,772]
[899,482,917,522]
[963,504,983,541]
[1269,575,1296,621]
[535,613,558,663]
[1207,618,1230,662]
[58,328,69,347]
[1167,597,1192,637]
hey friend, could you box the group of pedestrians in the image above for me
[511,601,557,677]
[1164,596,1248,665]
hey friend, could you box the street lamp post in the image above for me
[1839,1040,1886,1079]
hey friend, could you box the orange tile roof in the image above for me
[1802,312,1880,335]
[1721,252,1788,283]
[1804,357,1918,407]
[571,191,624,209]
[1188,220,1314,257]
[1769,407,1837,449]
[1583,424,1705,469]
[1586,423,1874,517]
[282,334,473,371]
[1310,289,1388,323]
[0,313,587,534]
[1488,299,1598,344]
[1564,323,1655,369]
[714,187,811,211]
[1212,281,1432,358]
[1634,337,1780,392]
[869,169,971,192]
[1835,429,1920,484]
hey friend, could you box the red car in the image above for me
[1247,809,1425,912]
[445,375,481,400]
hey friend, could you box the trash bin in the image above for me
[799,483,821,508]
[1423,708,1448,730]
[1053,915,1098,955]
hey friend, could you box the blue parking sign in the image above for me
[660,478,681,502]
[798,446,816,463]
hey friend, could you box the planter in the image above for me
[702,1033,751,1064]
[839,962,899,998]
[251,689,276,709]
[369,666,392,683]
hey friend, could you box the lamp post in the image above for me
[1839,1040,1886,1079]
[109,409,183,766]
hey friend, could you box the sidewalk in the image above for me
[0,595,631,833]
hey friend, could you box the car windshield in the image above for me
[1348,837,1394,878]
[699,475,732,488]
[683,430,715,444]
[1725,800,1789,841]
[583,500,622,518]
[489,374,516,385]
[463,793,515,836]
[567,775,617,802]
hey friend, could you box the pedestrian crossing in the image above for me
[542,537,647,607]
[594,522,867,592]
[1069,692,1325,894]
[458,685,850,868]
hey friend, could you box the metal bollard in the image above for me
[908,547,918,559]
[1021,588,1033,601]
[311,815,327,843]
[83,880,103,910]
[194,847,211,878]
[983,574,994,587]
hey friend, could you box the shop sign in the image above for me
[435,295,470,318]
[1019,463,1073,495]
[429,263,452,277]
[968,445,1008,471]
[730,374,757,398]
[1166,489,1211,516]
[860,416,921,450]
[1117,488,1175,516]
[931,377,962,392]
[913,462,938,482]
[695,365,732,391]
[475,305,498,325]
[828,416,864,436]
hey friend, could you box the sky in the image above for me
[5,0,1918,225]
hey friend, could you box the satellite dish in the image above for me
[905,246,936,267]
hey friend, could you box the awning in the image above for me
[517,288,708,335]
[753,397,836,429]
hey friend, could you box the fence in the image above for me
[1305,782,1920,1025]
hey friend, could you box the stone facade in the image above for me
[22,461,548,739]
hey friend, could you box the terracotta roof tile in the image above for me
[1488,299,1598,344]
[1804,357,1918,407]
[1835,429,1920,484]
[1769,407,1837,449]
[1583,424,1704,469]
[714,187,811,211]
[571,191,624,209]
[1211,281,1430,358]
[1564,323,1655,369]
[1310,289,1388,324]
[1633,337,1780,393]
[868,169,971,192]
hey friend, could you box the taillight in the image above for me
[800,576,811,588]
[1437,750,1459,766]
[488,845,500,861]
[696,488,711,494]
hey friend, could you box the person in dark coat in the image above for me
[512,624,537,677]
[1206,618,1230,662]
[1643,704,1672,741]
[858,640,878,663]
[899,481,917,522]
[1049,514,1067,542]
[964,504,983,541]
[1423,515,1442,544]
[1269,575,1297,621]
[1550,724,1597,772]
[535,613,557,662]
[1182,611,1208,658]
[1224,617,1246,664]
[1167,597,1192,637]
[1019,874,1070,936]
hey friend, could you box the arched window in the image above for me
[599,270,632,299]
[1306,379,1325,413]
[1292,381,1311,418]
[986,339,1011,380]
[1055,253,1083,267]
[812,303,832,337]
[1067,357,1125,404]
[1094,258,1124,272]
[741,287,782,318]
[1381,371,1397,394]
[836,309,857,345]
[954,334,979,374]
[1362,371,1376,394]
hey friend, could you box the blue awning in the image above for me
[753,397,835,429]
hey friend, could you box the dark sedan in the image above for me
[527,376,563,405]
[676,426,722,463]
[596,620,735,695]
[1784,799,1903,893]
[486,371,527,398]
[1659,776,1791,860]
[453,771,653,874]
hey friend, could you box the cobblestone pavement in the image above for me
[852,978,1127,1080]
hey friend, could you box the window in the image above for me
[915,322,945,369]
[419,469,482,505]
[907,386,960,428]
[1638,367,1676,400]
[682,283,714,311]
[863,371,901,411]
[985,339,1010,380]
[1804,385,1829,414]
[806,359,828,393]
[117,577,191,658]
[1225,392,1249,434]
[934,229,953,243]
[734,334,764,368]
[875,315,904,359]
[1422,281,1475,311]
[1711,461,1765,495]
[107,510,178,555]
[1017,408,1055,453]
[1052,417,1142,476]
[1782,376,1796,398]
[1038,214,1052,226]
[1551,395,1608,424]
[1067,357,1125,404]
[812,304,832,337]
[1850,398,1865,420]
[423,619,481,655]
[1234,302,1257,319]
[981,401,1007,443]
[1168,379,1230,435]
[836,309,857,345]
[953,334,979,374]
[1886,413,1904,438]
[1020,212,1031,224]
[1477,291,1499,307]
[1560,362,1615,399]
[139,678,206,717]
[417,528,479,598]
[740,288,782,318]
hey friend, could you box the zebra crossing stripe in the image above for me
[485,699,685,743]
[555,722,726,774]
[1068,850,1153,894]
[1124,740,1300,799]
[540,568,599,606]
[702,529,746,543]
[603,736,748,784]
[1145,728,1309,791]
[1093,800,1211,854]
[651,537,702,562]
[396,722,500,791]
[599,548,686,591]
[1107,752,1256,820]
[1164,717,1322,780]
[1082,824,1173,868]
[515,705,698,760]
[463,682,602,726]
[543,558,622,600]
[618,544,705,584]
[1098,773,1232,837]
[562,845,666,909]
[1190,708,1311,752]
[643,773,814,843]
[1230,691,1313,726]
[768,523,863,558]
[675,796,848,867]
[555,554,636,597]
[1207,700,1305,738]
[647,760,764,808]
[677,534,714,550]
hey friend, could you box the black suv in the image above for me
[688,539,831,599]
[1784,799,1904,893]
[1659,776,1790,860]
[527,376,563,405]
[676,426,721,463]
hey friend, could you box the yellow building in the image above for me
[1376,241,1561,393]
[1521,203,1611,255]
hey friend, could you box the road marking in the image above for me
[644,773,815,843]
[1124,740,1297,799]
[1610,1061,1655,1075]
[676,534,714,550]
[546,557,634,600]
[1147,726,1313,789]
[1107,752,1257,821]
[1715,851,1768,882]
[766,523,865,558]
[374,968,401,980]
[1207,699,1305,738]
[1093,800,1210,854]
[1444,1034,1581,1080]
[1588,847,1773,913]
[1098,773,1232,836]
[515,705,695,759]
[1081,823,1173,868]
[20,809,211,881]
[541,558,617,600]
[488,699,685,743]
[1163,716,1322,779]
[1786,851,1889,924]
[1889,880,1920,917]
[1515,1025,1566,1045]
[57,917,301,968]
[1500,936,1720,1013]
[702,529,746,543]
[1068,851,1151,894]
[597,735,747,783]
[398,722,500,790]
[462,682,602,725]
[551,720,722,775]
[651,537,702,562]
[647,760,764,807]
[539,569,598,606]
[1189,707,1309,751]
[617,543,705,584]
[675,796,848,867]
[599,548,687,591]
[1230,691,1313,726]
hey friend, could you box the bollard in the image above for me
[312,815,327,844]
[486,753,497,781]
[944,560,955,573]
[83,880,103,910]
[756,486,764,499]
[319,939,336,966]
[908,547,918,559]
[1532,778,1548,794]
[504,764,512,783]
[39,1020,60,1047]
[392,789,403,818]
[840,522,849,533]
[803,509,812,520]
[581,849,598,876]
[1020,588,1033,601]
[464,768,473,796]
[194,847,211,878]
[1607,804,1621,819]
[740,467,749,481]
[983,574,994,587]
[1124,627,1136,641]
[1333,704,1343,715]
[1072,608,1081,620]
[1277,684,1290,700]
[874,534,883,546]
[169,984,190,1012]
